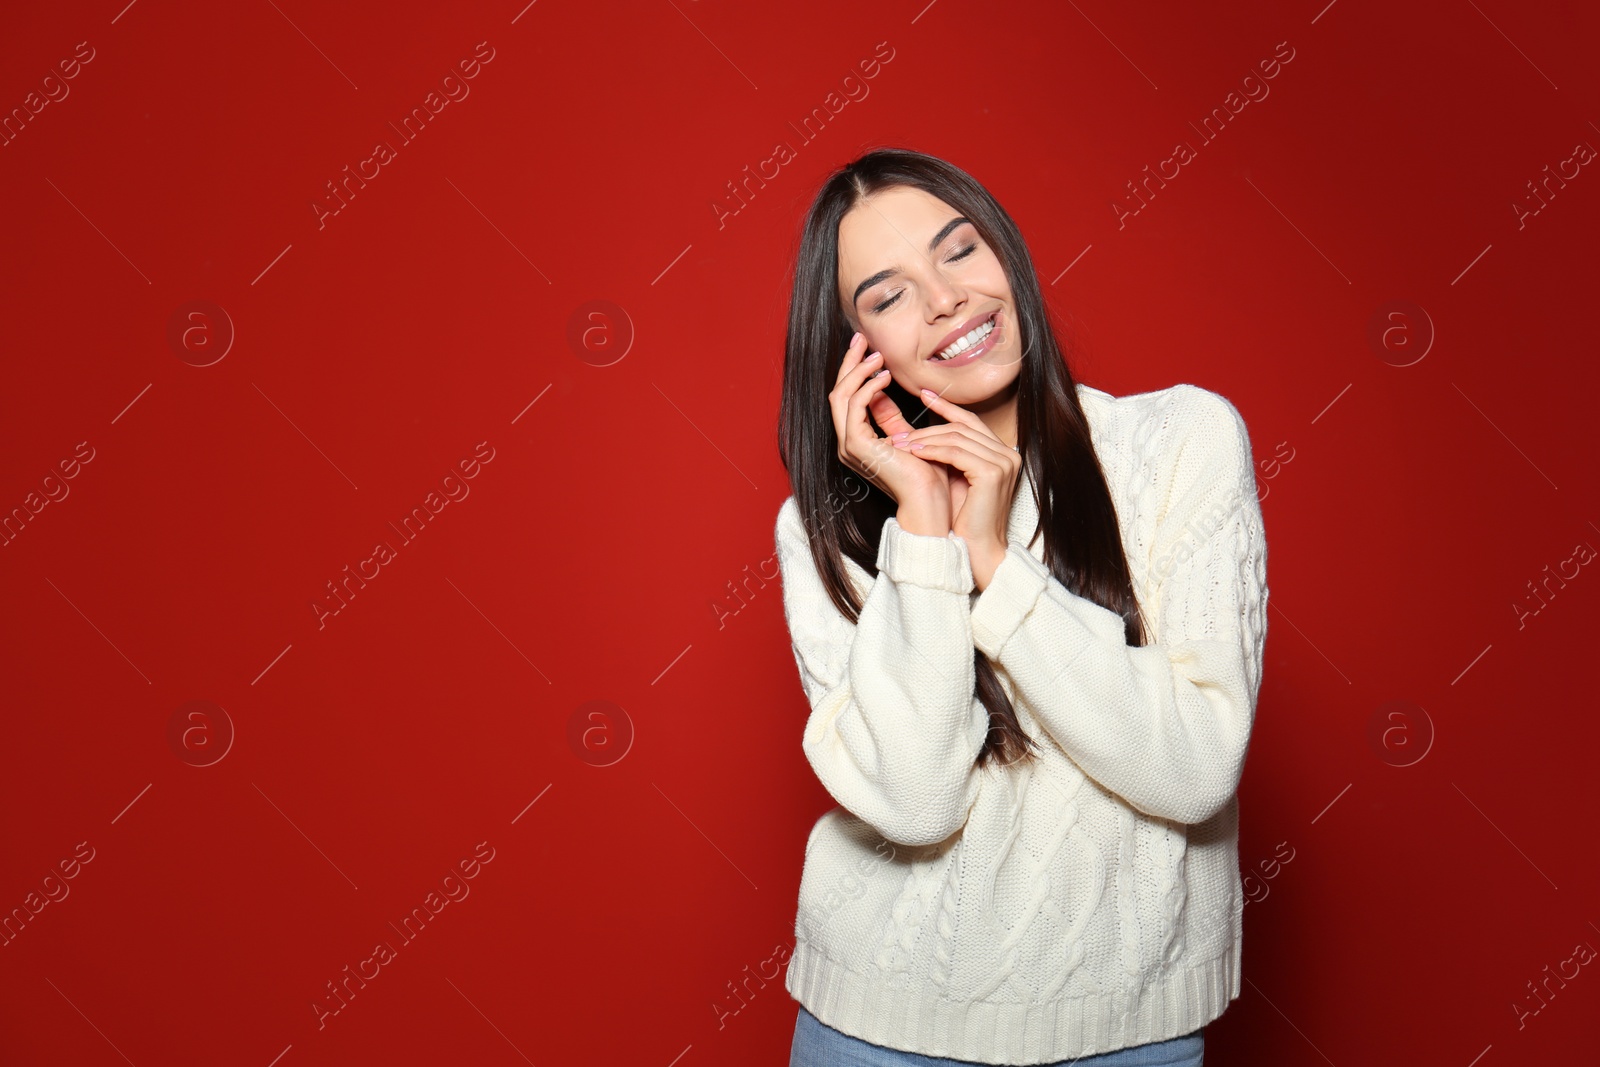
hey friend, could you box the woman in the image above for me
[773,147,1269,1066]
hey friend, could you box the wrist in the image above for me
[970,541,1009,592]
[897,504,951,538]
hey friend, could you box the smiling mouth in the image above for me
[930,311,999,362]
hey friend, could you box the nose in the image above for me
[923,266,966,322]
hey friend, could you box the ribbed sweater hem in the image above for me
[785,937,1240,1065]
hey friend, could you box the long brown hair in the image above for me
[776,146,1148,769]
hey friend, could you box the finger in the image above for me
[895,427,1014,466]
[832,331,873,389]
[866,384,918,439]
[895,441,1004,481]
[846,365,895,433]
[896,421,1005,450]
[829,346,885,430]
[828,342,884,447]
[843,371,900,477]
[918,387,993,437]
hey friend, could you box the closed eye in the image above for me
[870,243,979,314]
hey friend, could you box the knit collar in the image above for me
[1006,382,1109,557]
[1008,463,1041,555]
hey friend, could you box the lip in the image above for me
[929,310,998,362]
[928,309,1002,367]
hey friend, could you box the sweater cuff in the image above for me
[970,543,1051,659]
[877,517,974,594]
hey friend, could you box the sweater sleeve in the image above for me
[967,388,1269,825]
[775,499,990,848]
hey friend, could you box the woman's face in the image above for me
[836,184,1021,407]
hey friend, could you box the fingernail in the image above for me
[921,388,937,399]
[892,432,909,440]
[850,331,862,347]
[865,351,881,361]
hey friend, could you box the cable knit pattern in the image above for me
[775,382,1269,1063]
[875,847,953,977]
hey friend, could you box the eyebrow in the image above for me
[850,216,971,305]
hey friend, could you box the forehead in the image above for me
[837,185,959,296]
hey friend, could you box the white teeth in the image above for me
[935,318,994,360]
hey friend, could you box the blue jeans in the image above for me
[789,1005,1203,1066]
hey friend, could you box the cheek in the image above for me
[981,258,1011,295]
[860,326,900,360]
[889,331,925,368]
[888,353,920,378]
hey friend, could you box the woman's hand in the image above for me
[890,387,1021,590]
[830,332,954,535]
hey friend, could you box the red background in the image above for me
[3,0,1598,1063]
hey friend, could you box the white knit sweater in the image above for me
[774,382,1269,1063]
